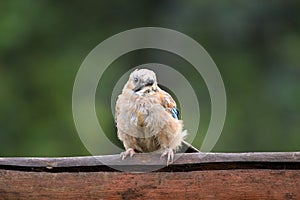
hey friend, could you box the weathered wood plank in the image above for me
[0,169,299,199]
[0,152,300,199]
[1,152,300,169]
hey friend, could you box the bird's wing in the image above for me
[155,89,201,153]
[155,89,179,120]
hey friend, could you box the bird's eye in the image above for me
[134,77,138,83]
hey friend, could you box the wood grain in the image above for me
[0,152,300,199]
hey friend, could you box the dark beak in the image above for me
[145,79,154,87]
[134,79,154,92]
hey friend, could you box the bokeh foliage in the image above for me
[0,1,299,156]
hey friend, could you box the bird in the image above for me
[115,68,190,165]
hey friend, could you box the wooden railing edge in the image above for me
[0,152,299,172]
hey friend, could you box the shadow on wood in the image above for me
[0,152,300,199]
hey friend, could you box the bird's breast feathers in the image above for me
[116,90,179,137]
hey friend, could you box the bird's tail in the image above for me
[180,140,200,153]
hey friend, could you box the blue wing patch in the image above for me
[170,107,179,119]
[114,117,117,127]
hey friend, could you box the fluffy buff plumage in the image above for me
[115,68,187,165]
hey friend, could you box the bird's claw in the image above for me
[160,148,174,165]
[120,148,135,160]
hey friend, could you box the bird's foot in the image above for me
[160,148,174,165]
[120,148,135,160]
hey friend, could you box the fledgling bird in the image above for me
[115,68,187,165]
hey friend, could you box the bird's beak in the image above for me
[134,79,154,92]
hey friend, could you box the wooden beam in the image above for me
[1,152,300,199]
[1,152,300,171]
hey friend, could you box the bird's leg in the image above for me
[160,147,174,165]
[120,148,136,160]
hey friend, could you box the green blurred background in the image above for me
[1,1,299,157]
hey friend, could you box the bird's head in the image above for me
[125,68,158,95]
